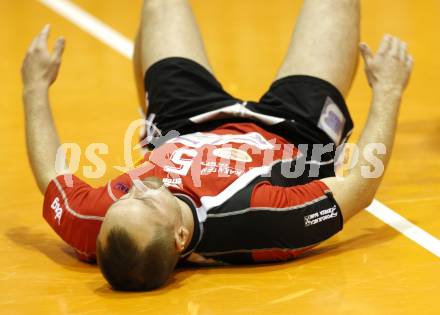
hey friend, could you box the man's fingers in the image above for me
[399,41,408,61]
[389,36,401,58]
[29,37,38,52]
[53,37,66,60]
[378,34,392,55]
[406,55,414,69]
[37,24,51,50]
[359,42,374,66]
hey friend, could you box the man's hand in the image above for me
[21,24,65,91]
[322,35,414,222]
[22,25,67,193]
[359,35,413,94]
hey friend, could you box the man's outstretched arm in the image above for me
[22,25,67,194]
[322,35,414,222]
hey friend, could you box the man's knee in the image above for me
[142,0,187,11]
[307,0,359,10]
[332,0,359,9]
[336,0,360,9]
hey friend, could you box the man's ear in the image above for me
[174,226,190,253]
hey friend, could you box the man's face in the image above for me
[98,177,182,249]
[121,177,181,225]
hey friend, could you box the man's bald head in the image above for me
[97,224,178,291]
[96,178,185,290]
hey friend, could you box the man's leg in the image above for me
[134,32,146,113]
[133,0,213,113]
[276,0,360,97]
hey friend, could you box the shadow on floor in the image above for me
[4,226,98,273]
[5,222,402,295]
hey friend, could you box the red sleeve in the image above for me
[251,180,334,208]
[43,174,116,262]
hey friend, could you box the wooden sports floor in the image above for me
[1,0,439,314]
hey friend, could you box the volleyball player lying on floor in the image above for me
[21,0,412,291]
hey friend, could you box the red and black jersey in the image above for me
[43,122,342,264]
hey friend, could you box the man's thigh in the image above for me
[276,0,360,97]
[138,0,212,76]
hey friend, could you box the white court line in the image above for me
[39,0,133,59]
[366,201,440,257]
[39,0,440,259]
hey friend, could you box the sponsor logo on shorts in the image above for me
[304,205,338,227]
[51,197,63,225]
[318,97,346,146]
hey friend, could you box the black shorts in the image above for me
[143,57,354,179]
